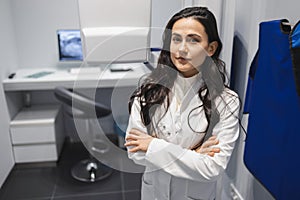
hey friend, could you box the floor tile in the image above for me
[54,169,122,197]
[0,135,142,200]
[53,191,122,200]
[0,167,57,200]
[122,172,143,191]
[124,190,141,200]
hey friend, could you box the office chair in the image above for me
[54,87,113,182]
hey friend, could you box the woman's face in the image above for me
[170,17,217,77]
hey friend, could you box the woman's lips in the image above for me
[176,57,191,64]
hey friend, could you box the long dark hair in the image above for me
[129,7,228,139]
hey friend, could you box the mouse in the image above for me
[8,73,16,79]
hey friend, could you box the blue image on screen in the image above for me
[57,30,83,61]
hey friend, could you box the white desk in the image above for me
[3,62,151,91]
[3,62,151,163]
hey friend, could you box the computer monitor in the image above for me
[57,29,83,61]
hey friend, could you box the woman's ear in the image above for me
[208,41,218,56]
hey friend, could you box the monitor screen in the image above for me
[57,29,83,61]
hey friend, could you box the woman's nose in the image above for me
[178,41,188,54]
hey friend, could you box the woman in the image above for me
[125,7,240,200]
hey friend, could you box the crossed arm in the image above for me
[125,94,240,181]
[125,128,220,157]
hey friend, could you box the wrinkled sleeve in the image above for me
[145,94,240,182]
[126,98,148,166]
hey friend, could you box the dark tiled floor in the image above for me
[0,138,143,200]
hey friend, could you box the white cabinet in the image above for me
[10,105,64,163]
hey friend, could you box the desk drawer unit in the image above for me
[10,105,64,163]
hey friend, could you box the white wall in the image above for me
[0,0,18,188]
[229,0,300,199]
[11,0,81,69]
[10,0,185,69]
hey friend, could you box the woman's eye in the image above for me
[187,37,199,43]
[172,36,182,43]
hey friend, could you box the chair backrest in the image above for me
[54,87,111,118]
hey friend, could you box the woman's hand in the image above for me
[124,128,154,153]
[195,135,220,157]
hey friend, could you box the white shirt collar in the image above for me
[173,72,203,104]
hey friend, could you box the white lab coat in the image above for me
[126,74,240,200]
